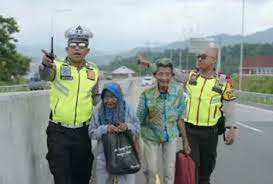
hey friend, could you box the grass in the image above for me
[232,75,273,94]
[0,79,28,86]
[231,75,273,105]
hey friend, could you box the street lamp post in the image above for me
[239,0,245,91]
[216,38,222,75]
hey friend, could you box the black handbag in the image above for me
[102,130,141,175]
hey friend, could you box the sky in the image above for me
[1,0,273,53]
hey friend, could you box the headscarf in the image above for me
[98,82,125,125]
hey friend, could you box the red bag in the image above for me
[174,151,196,184]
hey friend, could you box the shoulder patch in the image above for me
[86,61,98,70]
[87,69,96,80]
[188,71,199,85]
[225,75,234,87]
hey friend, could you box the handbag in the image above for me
[174,150,196,184]
[102,130,141,175]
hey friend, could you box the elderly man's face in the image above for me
[66,41,90,63]
[197,48,217,70]
[154,66,173,89]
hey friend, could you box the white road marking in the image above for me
[236,121,264,133]
[236,103,273,114]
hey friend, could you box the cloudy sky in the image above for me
[1,0,273,53]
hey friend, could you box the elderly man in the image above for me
[39,26,99,184]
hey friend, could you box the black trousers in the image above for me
[186,123,218,184]
[46,122,94,184]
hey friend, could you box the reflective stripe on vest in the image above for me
[185,71,227,127]
[50,59,99,125]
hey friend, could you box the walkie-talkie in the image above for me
[48,36,54,61]
[41,36,55,67]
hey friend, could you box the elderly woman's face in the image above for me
[103,91,118,108]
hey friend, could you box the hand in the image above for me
[225,127,236,145]
[137,54,150,67]
[117,123,128,132]
[41,49,55,67]
[183,140,191,155]
[107,124,119,133]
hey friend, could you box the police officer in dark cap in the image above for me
[39,26,99,184]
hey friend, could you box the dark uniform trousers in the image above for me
[46,121,94,184]
[186,123,218,184]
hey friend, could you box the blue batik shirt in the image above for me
[137,81,186,143]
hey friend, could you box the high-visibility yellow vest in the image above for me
[50,59,99,125]
[185,71,227,127]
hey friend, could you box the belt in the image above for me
[185,122,217,130]
[50,120,90,128]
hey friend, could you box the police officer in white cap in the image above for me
[39,26,99,184]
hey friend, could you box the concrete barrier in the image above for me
[0,91,52,184]
[0,79,135,184]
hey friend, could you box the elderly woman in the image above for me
[89,82,140,184]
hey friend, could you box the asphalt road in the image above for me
[212,104,273,184]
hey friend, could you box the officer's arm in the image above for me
[222,78,237,128]
[39,53,56,81]
[138,54,186,84]
[92,80,100,105]
[173,70,189,84]
[39,64,56,81]
[223,100,236,127]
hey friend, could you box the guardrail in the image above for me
[0,84,30,93]
[0,83,51,93]
[236,90,273,105]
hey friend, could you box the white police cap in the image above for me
[64,26,93,41]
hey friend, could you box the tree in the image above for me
[0,15,31,83]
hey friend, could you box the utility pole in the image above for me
[239,0,245,91]
[217,38,222,74]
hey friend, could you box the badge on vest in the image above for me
[60,65,73,80]
[212,74,225,94]
[87,69,95,80]
[189,73,198,85]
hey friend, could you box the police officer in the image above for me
[39,26,99,184]
[137,47,237,184]
[184,47,236,184]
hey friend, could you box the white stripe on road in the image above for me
[236,121,264,133]
[236,103,273,114]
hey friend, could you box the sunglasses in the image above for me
[68,42,88,49]
[197,54,208,60]
[197,54,215,60]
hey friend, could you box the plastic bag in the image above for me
[102,130,141,175]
